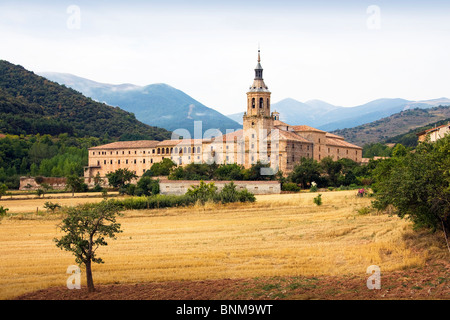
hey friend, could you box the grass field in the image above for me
[0,190,430,300]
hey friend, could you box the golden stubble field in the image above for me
[0,191,425,300]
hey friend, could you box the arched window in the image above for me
[162,148,165,154]
[184,147,187,153]
[157,148,161,154]
[267,98,270,109]
[259,98,264,108]
[166,148,169,154]
[197,147,201,154]
[188,147,191,154]
[252,98,255,109]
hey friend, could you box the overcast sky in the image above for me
[1,0,450,115]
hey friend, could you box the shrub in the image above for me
[44,202,61,213]
[282,182,300,192]
[313,194,322,206]
[0,206,9,218]
[310,182,318,192]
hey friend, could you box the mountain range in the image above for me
[331,105,450,146]
[40,72,242,137]
[0,61,172,140]
[228,97,450,131]
[39,72,450,141]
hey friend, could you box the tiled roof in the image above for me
[418,123,450,135]
[325,132,345,140]
[90,140,160,150]
[292,125,326,133]
[269,129,313,143]
[274,120,291,127]
[216,129,244,142]
[326,138,362,149]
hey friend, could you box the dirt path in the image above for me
[15,261,449,300]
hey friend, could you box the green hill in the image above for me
[331,106,450,146]
[0,60,172,140]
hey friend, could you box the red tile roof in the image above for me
[292,125,326,133]
[326,138,362,149]
[89,140,160,150]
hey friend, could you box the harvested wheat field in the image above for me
[1,190,449,300]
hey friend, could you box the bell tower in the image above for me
[243,49,274,132]
[242,50,275,167]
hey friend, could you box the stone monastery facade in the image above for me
[84,51,362,180]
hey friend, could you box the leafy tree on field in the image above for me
[391,143,408,158]
[0,184,8,199]
[54,201,123,293]
[66,175,86,197]
[0,206,9,220]
[214,164,245,181]
[289,157,323,189]
[136,177,160,196]
[372,135,450,252]
[143,158,176,177]
[106,169,137,190]
[186,180,218,205]
[44,202,61,214]
[36,189,44,198]
[241,161,275,181]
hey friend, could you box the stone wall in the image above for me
[159,180,281,196]
[19,177,67,191]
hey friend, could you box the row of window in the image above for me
[93,146,204,157]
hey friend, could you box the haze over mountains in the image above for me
[228,97,450,131]
[0,61,171,140]
[40,72,450,138]
[40,72,242,137]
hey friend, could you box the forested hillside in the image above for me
[331,106,450,146]
[0,60,171,140]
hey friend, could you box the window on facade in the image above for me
[143,159,146,164]
[118,160,121,165]
[259,98,264,108]
[134,160,137,164]
[252,98,255,109]
[126,160,128,164]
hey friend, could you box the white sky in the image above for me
[1,0,450,114]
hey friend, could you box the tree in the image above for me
[0,206,9,220]
[372,135,450,252]
[106,168,137,190]
[392,143,408,158]
[136,177,160,196]
[0,184,8,200]
[289,157,322,189]
[54,201,123,292]
[144,158,176,177]
[44,201,61,214]
[186,181,218,205]
[66,175,85,197]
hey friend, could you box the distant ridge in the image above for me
[40,72,243,137]
[331,105,450,146]
[0,61,172,140]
